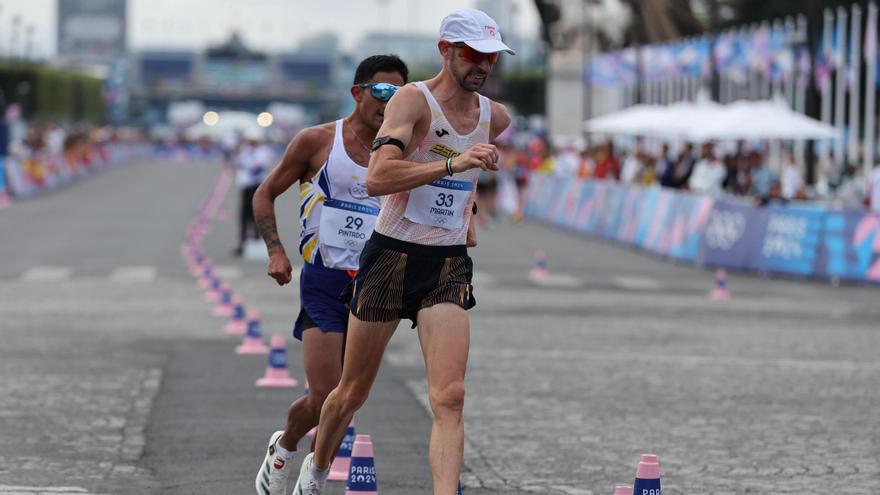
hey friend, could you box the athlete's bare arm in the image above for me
[253,125,330,285]
[366,85,500,197]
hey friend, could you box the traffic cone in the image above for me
[0,185,12,209]
[329,421,357,481]
[633,454,661,495]
[235,310,269,355]
[345,434,377,494]
[529,250,548,281]
[203,279,225,303]
[213,291,237,318]
[611,485,632,495]
[189,255,208,276]
[709,269,730,300]
[256,334,299,387]
[224,302,248,335]
[197,270,215,289]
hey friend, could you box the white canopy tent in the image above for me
[585,98,837,141]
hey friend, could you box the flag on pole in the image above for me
[866,1,879,86]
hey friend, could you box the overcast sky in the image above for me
[0,0,540,58]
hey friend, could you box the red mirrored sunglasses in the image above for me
[452,42,499,65]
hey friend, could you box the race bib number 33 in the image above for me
[319,199,379,250]
[404,178,474,230]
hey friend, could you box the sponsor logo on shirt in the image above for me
[430,143,461,159]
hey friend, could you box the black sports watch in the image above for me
[371,136,406,152]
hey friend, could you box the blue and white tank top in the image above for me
[299,119,380,270]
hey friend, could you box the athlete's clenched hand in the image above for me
[267,252,293,285]
[454,143,499,172]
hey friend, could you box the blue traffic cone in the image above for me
[329,421,357,480]
[255,334,298,387]
[345,434,377,495]
[235,310,269,355]
[709,269,730,300]
[633,454,661,495]
[224,302,247,334]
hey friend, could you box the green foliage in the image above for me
[500,70,545,115]
[0,62,106,123]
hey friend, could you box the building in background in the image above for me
[130,33,340,127]
[56,0,127,71]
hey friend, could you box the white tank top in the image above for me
[374,81,491,246]
[299,119,381,270]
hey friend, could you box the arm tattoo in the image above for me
[256,215,283,251]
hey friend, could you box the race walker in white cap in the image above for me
[292,8,513,495]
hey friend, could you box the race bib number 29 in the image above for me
[319,199,379,251]
[404,178,473,230]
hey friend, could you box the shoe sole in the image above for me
[255,430,285,495]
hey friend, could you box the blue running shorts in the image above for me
[293,260,356,341]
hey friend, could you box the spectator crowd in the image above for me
[496,130,880,215]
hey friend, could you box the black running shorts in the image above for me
[342,232,476,327]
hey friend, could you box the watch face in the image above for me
[371,137,387,151]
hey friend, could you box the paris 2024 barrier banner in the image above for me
[524,174,880,284]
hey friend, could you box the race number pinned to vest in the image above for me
[319,199,380,251]
[404,178,473,230]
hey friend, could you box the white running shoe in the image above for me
[255,430,294,495]
[291,452,326,495]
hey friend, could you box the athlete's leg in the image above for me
[311,314,399,469]
[277,327,344,452]
[416,303,470,495]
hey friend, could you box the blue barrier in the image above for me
[525,176,880,284]
[0,155,7,192]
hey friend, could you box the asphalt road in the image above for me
[0,158,878,495]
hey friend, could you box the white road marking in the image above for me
[611,275,662,291]
[109,266,157,283]
[20,267,72,282]
[0,486,95,494]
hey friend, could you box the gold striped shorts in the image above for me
[342,232,476,327]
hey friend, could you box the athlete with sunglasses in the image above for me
[251,55,408,495]
[292,9,513,495]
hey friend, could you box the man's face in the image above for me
[443,42,497,92]
[353,70,406,131]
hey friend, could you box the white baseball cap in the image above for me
[439,8,516,55]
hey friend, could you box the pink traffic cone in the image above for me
[329,421,357,480]
[235,311,270,355]
[190,257,211,277]
[224,302,248,335]
[345,434,377,495]
[203,279,226,303]
[709,269,730,300]
[529,250,548,281]
[633,454,661,495]
[256,334,299,387]
[213,292,237,318]
[611,485,632,495]
[0,187,12,208]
